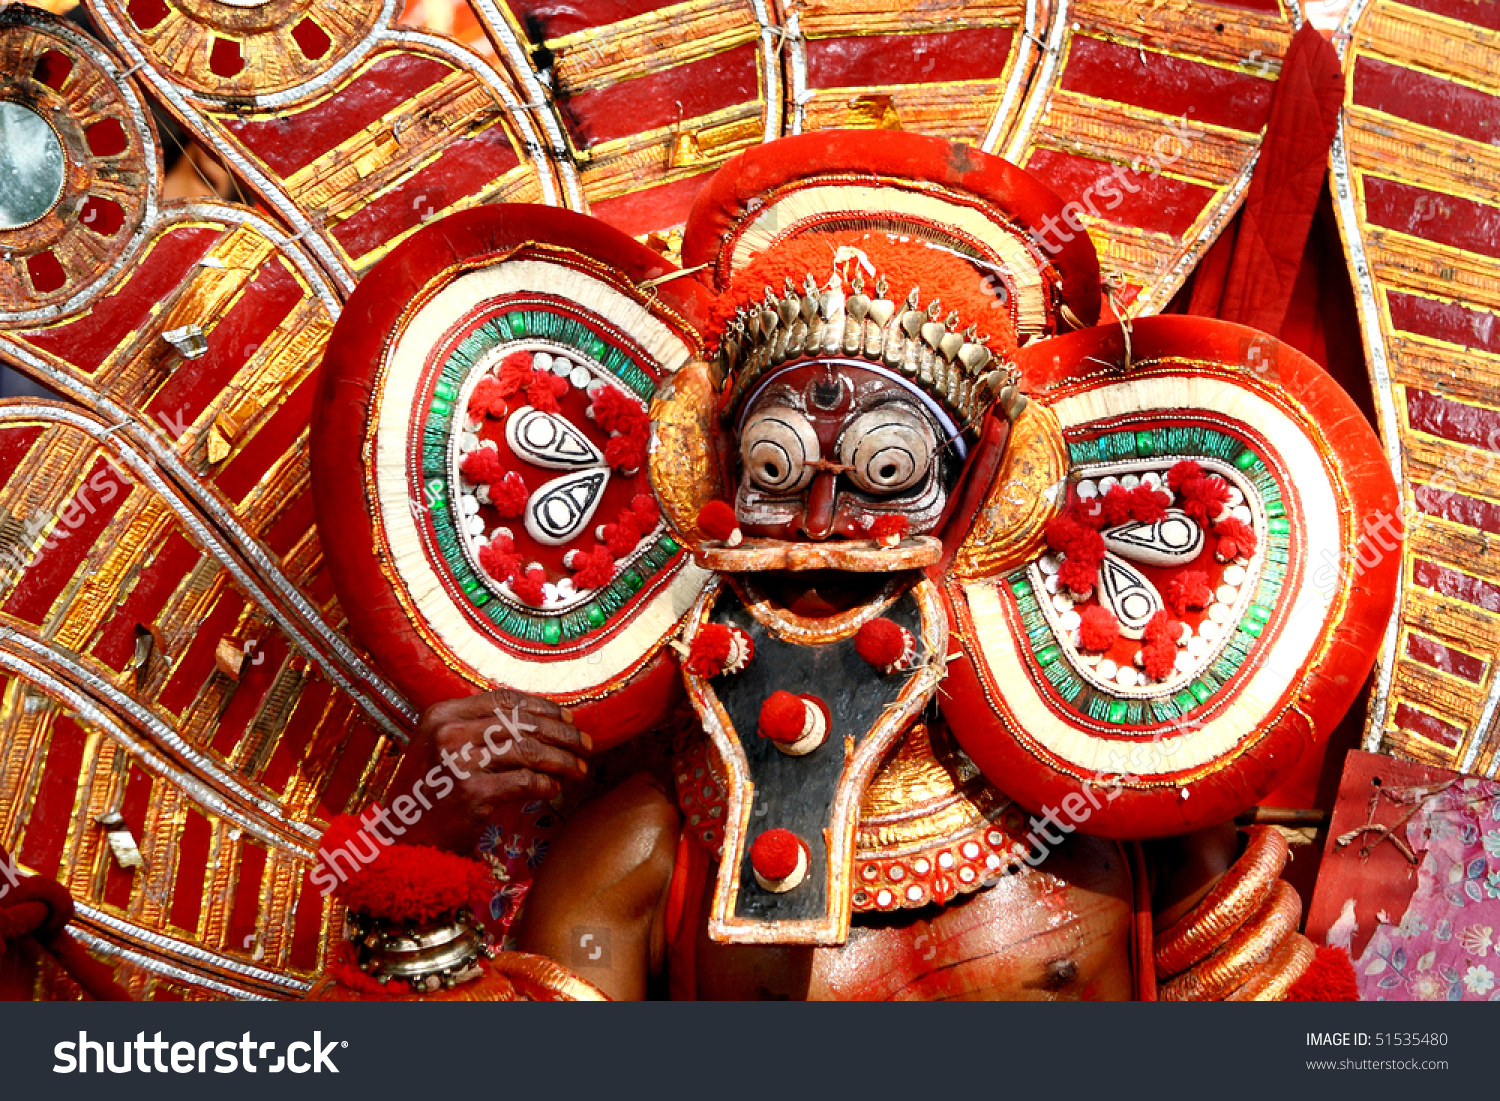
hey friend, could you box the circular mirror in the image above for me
[0,102,65,231]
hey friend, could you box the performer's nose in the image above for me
[800,470,838,540]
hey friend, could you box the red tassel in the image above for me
[1078,605,1120,651]
[1214,516,1256,560]
[460,446,506,484]
[511,564,547,605]
[1285,946,1360,1001]
[1166,571,1214,617]
[855,618,909,668]
[490,471,530,518]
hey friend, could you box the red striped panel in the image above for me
[1024,147,1216,238]
[1413,482,1500,534]
[224,841,267,957]
[102,763,154,909]
[329,126,521,261]
[145,260,305,427]
[1393,701,1463,747]
[214,374,317,504]
[1352,57,1500,148]
[315,720,379,818]
[289,869,328,972]
[1412,557,1500,613]
[560,42,759,150]
[1364,176,1500,260]
[1403,0,1500,32]
[1405,632,1487,683]
[260,676,336,795]
[168,809,211,934]
[590,172,713,236]
[0,425,42,478]
[1387,291,1500,356]
[2,456,130,624]
[806,26,1015,89]
[261,487,316,558]
[16,228,220,373]
[156,588,247,716]
[220,54,453,178]
[1406,388,1500,451]
[90,531,201,672]
[504,0,679,41]
[17,715,87,879]
[1061,36,1274,134]
[211,634,289,759]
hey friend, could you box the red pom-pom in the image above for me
[1166,570,1213,617]
[855,618,908,667]
[697,500,740,542]
[511,564,546,605]
[495,350,534,397]
[568,544,616,589]
[1140,638,1178,680]
[460,446,506,484]
[604,428,648,473]
[1285,945,1360,1001]
[525,370,570,415]
[1214,516,1256,560]
[686,624,736,677]
[603,514,643,557]
[1045,513,1086,552]
[1098,485,1135,527]
[591,385,642,435]
[1057,556,1098,595]
[1126,484,1170,523]
[1178,474,1231,526]
[489,471,529,518]
[867,515,909,545]
[1166,459,1204,492]
[759,690,810,744]
[467,376,509,420]
[479,533,521,583]
[750,829,804,881]
[1078,605,1120,651]
[318,812,490,924]
[630,494,660,526]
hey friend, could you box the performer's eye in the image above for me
[839,406,934,495]
[742,408,819,494]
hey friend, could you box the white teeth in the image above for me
[1199,620,1221,641]
[1188,636,1208,657]
[1232,505,1253,525]
[466,515,485,536]
[1208,603,1231,625]
[1077,479,1099,499]
[1059,610,1081,632]
[1217,584,1238,604]
[1097,659,1119,680]
[1098,476,1119,494]
[1120,474,1140,490]
[1115,665,1139,688]
[1227,487,1244,507]
[1051,593,1074,614]
[1039,554,1060,576]
[1223,564,1247,586]
[551,356,572,377]
[569,365,592,389]
[1141,472,1162,489]
[460,495,479,516]
[1174,651,1195,673]
[1044,574,1060,594]
[533,352,553,372]
[459,432,479,453]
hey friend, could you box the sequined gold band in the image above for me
[1153,825,1289,978]
[1226,933,1316,1002]
[1159,880,1301,1002]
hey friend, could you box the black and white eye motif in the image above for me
[838,405,935,495]
[741,408,820,494]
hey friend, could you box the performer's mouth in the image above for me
[747,569,898,616]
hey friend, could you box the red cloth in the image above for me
[0,844,131,1001]
[1186,23,1343,334]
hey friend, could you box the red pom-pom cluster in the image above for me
[1097,482,1171,527]
[590,385,649,474]
[1078,604,1120,651]
[496,350,569,414]
[467,376,509,421]
[1166,460,1231,527]
[460,445,505,484]
[750,829,805,881]
[318,812,490,924]
[596,494,660,558]
[1166,570,1213,617]
[697,500,741,543]
[1137,613,1183,681]
[478,530,521,583]
[759,690,811,744]
[855,617,910,669]
[1045,510,1106,595]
